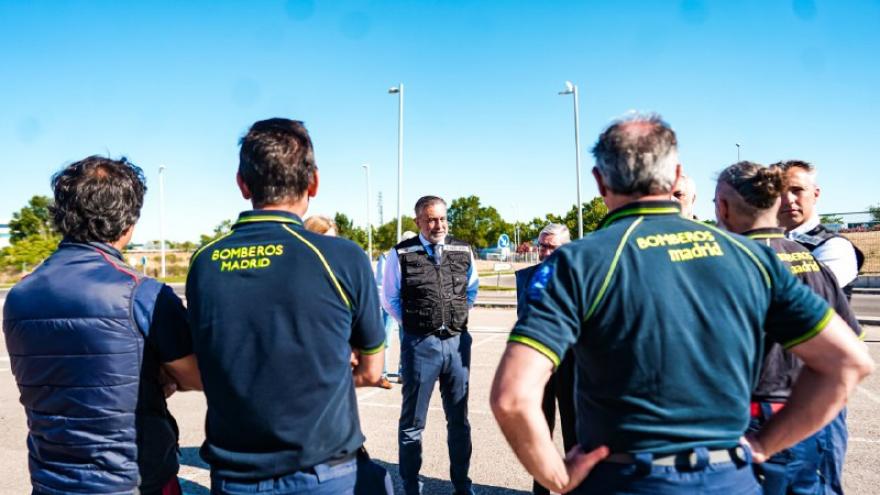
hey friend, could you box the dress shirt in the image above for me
[787,215,859,287]
[381,233,479,324]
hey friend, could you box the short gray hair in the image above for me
[591,113,679,195]
[539,223,571,244]
[414,195,446,217]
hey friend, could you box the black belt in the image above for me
[325,451,357,467]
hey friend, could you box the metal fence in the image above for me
[824,212,880,275]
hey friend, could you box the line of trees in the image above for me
[5,195,879,274]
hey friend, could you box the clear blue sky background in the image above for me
[1,0,878,243]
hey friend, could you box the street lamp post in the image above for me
[362,163,373,260]
[736,143,741,161]
[559,81,583,239]
[389,84,404,243]
[158,165,166,279]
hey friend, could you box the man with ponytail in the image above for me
[715,161,863,495]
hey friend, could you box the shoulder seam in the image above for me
[190,231,235,266]
[583,216,644,322]
[282,225,352,310]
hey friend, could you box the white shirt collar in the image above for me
[789,215,820,236]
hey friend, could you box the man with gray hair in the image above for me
[382,196,479,495]
[672,173,698,219]
[515,222,575,495]
[491,113,872,494]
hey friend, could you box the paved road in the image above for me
[1,303,880,493]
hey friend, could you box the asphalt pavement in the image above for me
[1,295,880,493]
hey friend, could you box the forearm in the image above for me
[352,351,384,387]
[493,403,570,491]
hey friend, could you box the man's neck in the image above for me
[604,192,674,211]
[788,215,820,234]
[731,212,780,235]
[254,199,308,218]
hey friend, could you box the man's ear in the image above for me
[307,169,319,198]
[814,184,821,201]
[669,164,683,197]
[236,173,252,200]
[592,167,608,198]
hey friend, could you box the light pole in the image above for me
[158,165,167,279]
[389,84,404,243]
[736,143,741,161]
[559,81,583,239]
[362,163,373,260]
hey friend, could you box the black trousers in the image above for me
[533,351,577,495]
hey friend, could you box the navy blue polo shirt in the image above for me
[511,201,833,455]
[185,209,385,480]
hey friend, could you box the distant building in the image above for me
[0,223,10,249]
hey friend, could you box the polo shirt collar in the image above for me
[234,209,303,228]
[743,227,786,240]
[598,200,682,229]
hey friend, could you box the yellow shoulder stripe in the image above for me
[190,231,235,266]
[508,334,561,368]
[282,225,352,310]
[584,217,643,321]
[688,218,771,289]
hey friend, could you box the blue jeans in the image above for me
[573,447,761,494]
[398,331,472,495]
[210,458,357,495]
[748,402,822,495]
[818,407,848,495]
[381,309,397,376]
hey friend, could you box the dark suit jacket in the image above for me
[515,264,540,320]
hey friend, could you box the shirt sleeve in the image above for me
[508,250,582,367]
[349,250,387,354]
[812,237,859,287]
[762,249,835,349]
[146,284,194,363]
[466,250,479,308]
[381,248,403,323]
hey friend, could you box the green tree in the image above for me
[0,235,60,271]
[447,195,512,248]
[868,204,880,223]
[199,219,233,246]
[333,212,368,249]
[9,195,55,243]
[561,197,608,236]
[374,216,418,251]
[820,214,844,225]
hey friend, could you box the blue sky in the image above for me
[1,0,878,243]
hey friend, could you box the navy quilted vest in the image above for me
[3,241,169,495]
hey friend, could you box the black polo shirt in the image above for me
[511,201,833,455]
[745,227,863,402]
[185,209,385,480]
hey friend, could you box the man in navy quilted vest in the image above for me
[3,156,202,495]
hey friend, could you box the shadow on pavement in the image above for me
[179,446,210,494]
[373,459,529,495]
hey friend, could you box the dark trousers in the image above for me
[398,331,472,495]
[533,352,577,495]
[818,407,848,495]
[748,402,822,495]
[573,447,760,494]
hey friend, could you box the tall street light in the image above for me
[736,143,741,161]
[362,163,373,260]
[389,84,404,243]
[158,165,167,279]
[559,81,583,239]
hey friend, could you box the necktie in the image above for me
[430,244,443,265]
